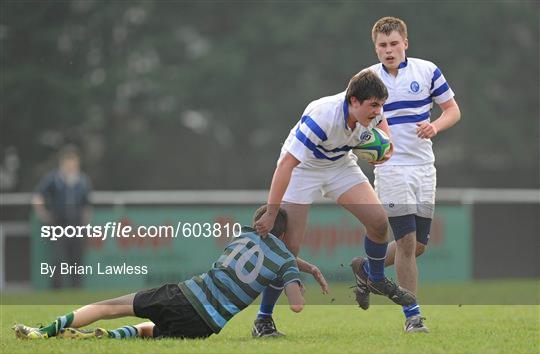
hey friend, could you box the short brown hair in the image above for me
[371,16,408,43]
[252,205,288,238]
[58,144,80,162]
[345,70,388,104]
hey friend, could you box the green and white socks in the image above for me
[39,313,74,337]
[38,312,138,339]
[107,325,138,339]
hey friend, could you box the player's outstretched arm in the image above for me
[254,152,300,236]
[296,257,329,294]
[284,281,305,313]
[417,98,461,139]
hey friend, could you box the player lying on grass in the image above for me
[13,205,328,340]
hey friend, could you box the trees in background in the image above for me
[1,1,538,190]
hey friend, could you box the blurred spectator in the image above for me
[32,145,92,289]
[0,146,20,191]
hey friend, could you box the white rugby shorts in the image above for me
[282,158,369,204]
[374,164,436,218]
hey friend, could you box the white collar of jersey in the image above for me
[382,57,408,73]
[342,100,349,130]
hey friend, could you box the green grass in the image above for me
[1,305,538,354]
[3,279,539,305]
[1,282,539,354]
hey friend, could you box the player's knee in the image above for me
[396,233,416,257]
[136,322,155,338]
[367,218,388,242]
[416,242,427,257]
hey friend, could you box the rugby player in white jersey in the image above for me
[351,17,461,333]
[251,70,416,337]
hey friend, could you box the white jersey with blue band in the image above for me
[368,58,454,165]
[282,91,383,169]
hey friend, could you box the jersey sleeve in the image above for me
[277,257,302,287]
[284,108,332,163]
[80,174,93,206]
[429,64,455,105]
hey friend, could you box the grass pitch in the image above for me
[1,283,539,354]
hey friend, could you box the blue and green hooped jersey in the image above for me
[179,227,301,333]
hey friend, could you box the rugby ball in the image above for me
[352,127,391,162]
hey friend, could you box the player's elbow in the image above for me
[289,296,305,313]
[289,303,304,313]
[451,104,461,123]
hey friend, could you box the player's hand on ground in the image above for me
[416,121,438,139]
[254,211,276,237]
[370,142,394,165]
[309,265,329,294]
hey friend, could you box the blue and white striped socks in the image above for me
[107,325,139,339]
[403,303,421,319]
